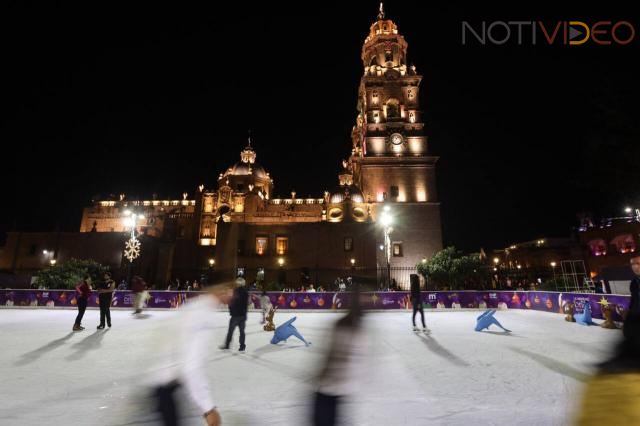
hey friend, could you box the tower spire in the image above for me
[247,129,252,147]
[377,1,385,20]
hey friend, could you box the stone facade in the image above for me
[1,5,442,289]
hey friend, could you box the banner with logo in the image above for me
[0,289,630,320]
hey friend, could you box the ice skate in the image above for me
[423,327,431,335]
[73,325,84,331]
[412,325,419,332]
[238,346,246,353]
[97,324,105,330]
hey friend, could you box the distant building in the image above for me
[1,5,442,289]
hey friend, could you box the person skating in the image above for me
[151,282,232,426]
[312,283,367,426]
[259,290,271,324]
[410,274,428,333]
[574,255,640,425]
[220,277,249,352]
[73,275,92,331]
[97,272,115,329]
[131,275,147,314]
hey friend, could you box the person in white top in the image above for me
[307,284,316,293]
[151,282,233,426]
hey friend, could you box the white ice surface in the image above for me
[0,308,622,426]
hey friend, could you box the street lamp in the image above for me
[277,257,285,267]
[550,261,557,290]
[350,258,356,266]
[493,257,500,265]
[49,259,57,266]
[208,258,215,267]
[379,207,394,290]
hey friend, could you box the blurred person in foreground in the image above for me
[131,275,147,314]
[312,283,367,426]
[151,281,234,426]
[575,255,640,425]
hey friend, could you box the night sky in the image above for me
[2,2,639,252]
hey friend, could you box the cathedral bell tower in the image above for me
[352,3,442,266]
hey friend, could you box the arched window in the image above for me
[386,98,400,119]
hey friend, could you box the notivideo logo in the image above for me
[462,20,635,45]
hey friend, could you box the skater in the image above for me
[97,272,115,329]
[151,282,232,426]
[312,283,366,426]
[260,290,271,324]
[73,275,92,331]
[410,274,428,332]
[131,275,147,314]
[221,277,249,351]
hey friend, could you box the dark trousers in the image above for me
[412,297,425,327]
[313,392,340,426]
[75,297,87,325]
[99,293,112,326]
[224,315,246,348]
[154,380,181,426]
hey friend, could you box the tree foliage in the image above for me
[35,258,110,289]
[416,247,486,289]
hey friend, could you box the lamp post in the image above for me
[550,261,557,290]
[380,206,393,291]
[208,258,215,284]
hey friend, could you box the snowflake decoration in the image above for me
[124,237,141,262]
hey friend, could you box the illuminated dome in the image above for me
[223,138,269,179]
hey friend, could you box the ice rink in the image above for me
[0,307,622,426]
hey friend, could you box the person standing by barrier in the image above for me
[97,272,115,329]
[73,275,92,331]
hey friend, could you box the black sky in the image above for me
[2,2,639,251]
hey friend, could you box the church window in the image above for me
[344,237,353,252]
[390,186,399,198]
[256,236,268,255]
[385,50,393,62]
[392,242,403,257]
[276,237,289,255]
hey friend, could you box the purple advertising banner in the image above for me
[0,290,630,320]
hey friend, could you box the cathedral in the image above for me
[3,4,442,289]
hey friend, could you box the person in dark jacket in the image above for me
[73,275,92,331]
[221,277,249,352]
[410,274,428,332]
[97,272,115,329]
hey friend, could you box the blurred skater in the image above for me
[151,283,232,426]
[312,284,366,426]
[97,272,115,329]
[410,274,428,332]
[73,275,92,331]
[575,255,640,425]
[131,275,147,314]
[260,290,271,324]
[220,277,249,352]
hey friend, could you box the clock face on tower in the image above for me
[390,133,404,146]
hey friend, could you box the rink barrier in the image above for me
[0,289,630,320]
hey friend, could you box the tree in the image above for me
[35,258,110,289]
[416,247,485,290]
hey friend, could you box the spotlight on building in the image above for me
[208,258,215,266]
[421,257,427,264]
[625,206,633,214]
[493,257,500,265]
[379,244,384,251]
[49,259,57,266]
[277,257,285,267]
[517,264,522,270]
[350,258,356,266]
[42,250,48,255]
